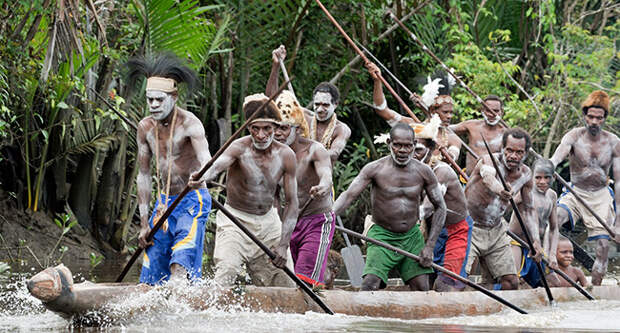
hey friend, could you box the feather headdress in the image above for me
[125,53,199,94]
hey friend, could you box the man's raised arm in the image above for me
[265,45,286,97]
[420,166,447,267]
[333,163,373,216]
[366,62,413,126]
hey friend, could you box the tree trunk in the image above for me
[543,97,564,158]
[68,154,95,231]
[352,105,378,160]
[223,50,234,138]
[94,132,125,241]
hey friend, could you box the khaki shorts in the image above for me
[558,185,615,240]
[466,221,516,283]
[213,204,295,287]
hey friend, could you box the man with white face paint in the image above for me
[273,91,335,288]
[464,128,540,290]
[450,95,506,176]
[266,46,351,163]
[127,54,212,285]
[334,123,446,291]
[413,127,471,292]
[189,94,298,287]
[550,90,620,286]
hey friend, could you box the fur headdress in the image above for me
[582,90,610,116]
[275,90,310,138]
[126,53,199,94]
[243,93,282,124]
[374,114,441,144]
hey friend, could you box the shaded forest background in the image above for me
[0,0,617,259]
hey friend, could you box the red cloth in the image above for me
[443,218,470,275]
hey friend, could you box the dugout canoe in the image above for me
[28,264,620,322]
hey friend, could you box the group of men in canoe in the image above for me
[131,46,619,293]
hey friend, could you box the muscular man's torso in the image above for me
[566,128,617,191]
[226,137,289,215]
[452,120,505,174]
[433,162,468,225]
[293,139,332,216]
[509,189,554,241]
[465,154,531,227]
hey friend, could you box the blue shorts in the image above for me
[140,188,211,285]
[516,246,547,288]
[433,216,473,277]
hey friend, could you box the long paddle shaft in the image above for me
[335,226,527,314]
[278,56,295,97]
[506,230,594,301]
[336,216,353,247]
[314,0,468,182]
[355,41,478,160]
[390,12,616,239]
[212,200,334,315]
[481,136,555,305]
[116,80,292,282]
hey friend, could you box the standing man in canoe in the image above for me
[550,90,620,286]
[334,123,447,291]
[464,128,542,290]
[449,95,506,175]
[508,158,561,288]
[266,46,351,163]
[273,91,335,288]
[366,63,461,160]
[189,94,298,287]
[129,54,212,285]
[413,128,471,291]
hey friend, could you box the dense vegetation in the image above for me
[0,0,617,254]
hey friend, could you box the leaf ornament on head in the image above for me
[421,76,444,108]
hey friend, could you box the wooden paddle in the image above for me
[212,200,334,315]
[481,136,555,305]
[335,225,528,314]
[507,230,594,300]
[116,80,291,283]
[336,216,364,287]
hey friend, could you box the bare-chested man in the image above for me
[189,94,298,287]
[334,123,447,291]
[272,90,335,287]
[266,46,351,163]
[129,55,212,285]
[366,63,461,160]
[464,128,542,290]
[414,131,471,292]
[550,90,620,286]
[449,95,506,175]
[508,159,560,288]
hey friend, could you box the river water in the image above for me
[1,269,619,333]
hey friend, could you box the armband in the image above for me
[386,113,402,127]
[373,99,387,110]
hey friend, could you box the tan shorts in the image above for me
[213,204,295,287]
[558,185,615,239]
[466,221,516,283]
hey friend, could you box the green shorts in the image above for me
[363,223,433,285]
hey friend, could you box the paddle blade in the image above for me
[341,245,365,288]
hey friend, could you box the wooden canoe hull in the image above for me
[27,265,620,321]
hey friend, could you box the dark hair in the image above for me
[390,123,415,141]
[484,94,503,108]
[312,82,340,105]
[126,53,199,95]
[583,106,608,118]
[417,138,437,151]
[502,127,531,151]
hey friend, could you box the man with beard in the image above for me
[508,159,561,288]
[550,90,620,286]
[334,123,447,291]
[129,54,212,285]
[189,94,298,287]
[464,128,542,290]
[266,46,351,163]
[449,95,506,175]
[366,63,462,160]
[413,129,471,291]
[273,90,335,287]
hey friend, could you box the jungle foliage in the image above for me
[0,0,617,252]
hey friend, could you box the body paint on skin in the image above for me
[313,92,336,122]
[252,133,275,150]
[147,90,175,121]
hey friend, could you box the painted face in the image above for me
[501,135,527,171]
[556,240,574,268]
[584,107,605,136]
[388,129,415,166]
[146,90,176,121]
[274,123,297,146]
[533,169,552,193]
[414,139,433,164]
[313,92,336,121]
[433,103,454,127]
[482,100,503,126]
[249,121,276,150]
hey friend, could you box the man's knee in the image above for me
[595,239,610,257]
[406,274,429,291]
[500,274,519,290]
[361,274,382,291]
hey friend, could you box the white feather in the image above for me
[373,133,390,144]
[421,76,444,108]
